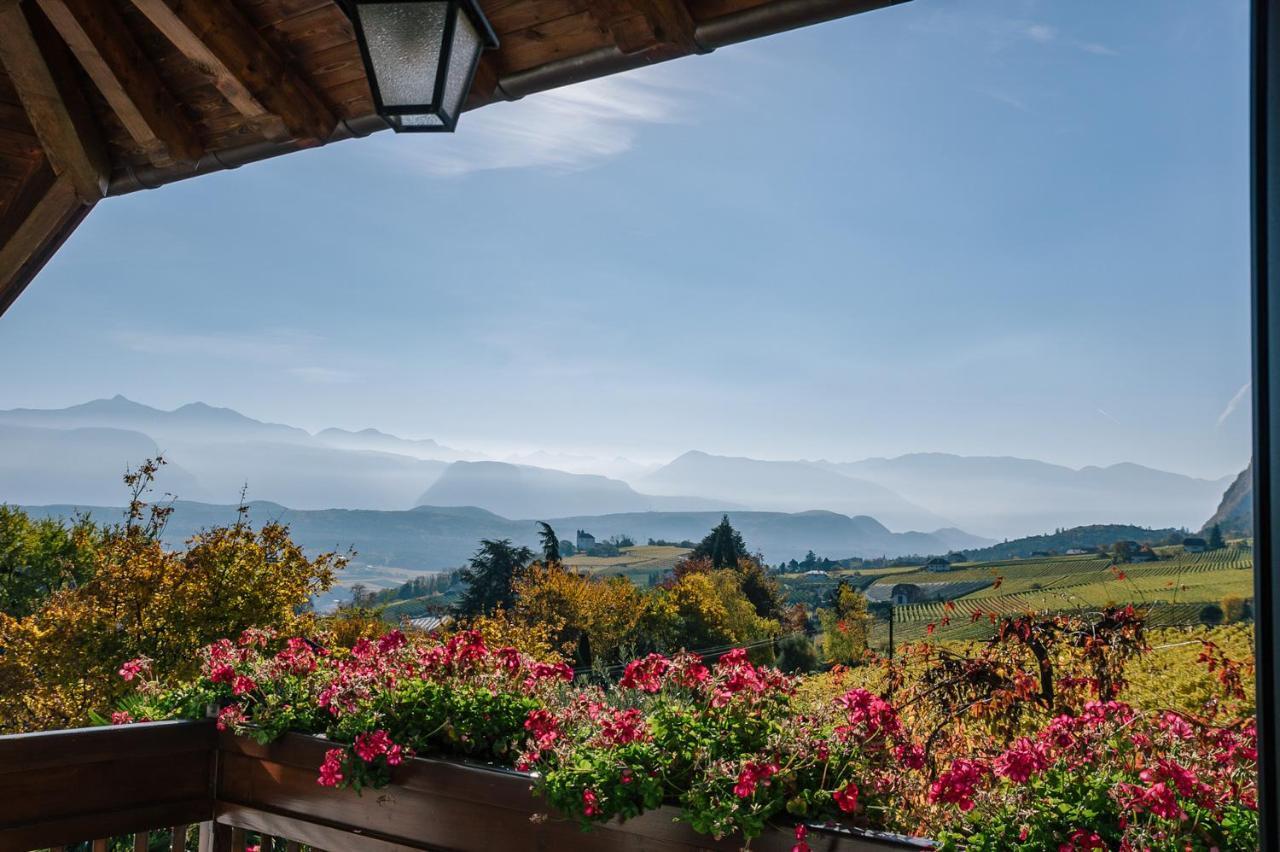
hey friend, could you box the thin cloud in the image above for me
[113,329,319,361]
[1074,41,1118,56]
[1025,23,1057,43]
[114,329,365,385]
[1217,383,1251,428]
[1097,408,1120,424]
[288,367,361,385]
[979,89,1030,112]
[377,70,687,177]
[911,12,1115,57]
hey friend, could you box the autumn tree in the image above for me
[0,459,343,732]
[679,517,782,621]
[513,563,644,666]
[455,539,533,617]
[644,570,778,659]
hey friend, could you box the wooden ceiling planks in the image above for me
[0,0,904,319]
[37,0,205,166]
[0,1,109,202]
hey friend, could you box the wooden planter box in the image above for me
[217,731,930,852]
[0,722,930,852]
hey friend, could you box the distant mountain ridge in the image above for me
[0,397,467,510]
[20,500,993,569]
[815,453,1232,539]
[639,451,952,532]
[0,397,1239,541]
[0,395,310,444]
[416,461,730,517]
[314,427,474,462]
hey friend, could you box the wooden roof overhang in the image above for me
[0,0,903,318]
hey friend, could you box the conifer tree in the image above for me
[537,522,561,565]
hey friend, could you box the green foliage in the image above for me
[0,504,101,617]
[775,632,821,674]
[933,767,1124,852]
[1209,523,1226,550]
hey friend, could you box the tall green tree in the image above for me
[692,515,748,569]
[1208,523,1226,550]
[455,539,534,617]
[0,506,101,618]
[537,522,561,565]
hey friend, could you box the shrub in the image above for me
[775,633,821,674]
[1200,603,1225,626]
[0,460,342,733]
[1222,595,1253,623]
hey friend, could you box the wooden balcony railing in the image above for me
[0,721,927,852]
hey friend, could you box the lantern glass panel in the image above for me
[356,2,448,109]
[440,8,482,120]
[399,114,444,128]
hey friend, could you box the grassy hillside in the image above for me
[960,524,1186,561]
[562,545,690,584]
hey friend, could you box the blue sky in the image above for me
[0,0,1252,479]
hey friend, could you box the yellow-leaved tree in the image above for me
[0,459,345,733]
[817,581,871,665]
[513,563,645,666]
[646,570,779,661]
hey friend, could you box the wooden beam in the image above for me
[636,0,699,53]
[590,0,699,55]
[0,170,87,317]
[128,0,335,146]
[37,0,203,166]
[0,1,109,202]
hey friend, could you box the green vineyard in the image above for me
[864,548,1255,649]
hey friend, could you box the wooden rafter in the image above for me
[37,0,203,167]
[0,1,108,203]
[128,0,336,146]
[0,166,87,316]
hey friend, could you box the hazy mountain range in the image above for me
[416,461,728,517]
[18,501,990,569]
[0,397,1238,541]
[814,454,1233,539]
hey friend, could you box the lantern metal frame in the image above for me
[342,0,499,133]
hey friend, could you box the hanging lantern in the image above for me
[344,1,499,132]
